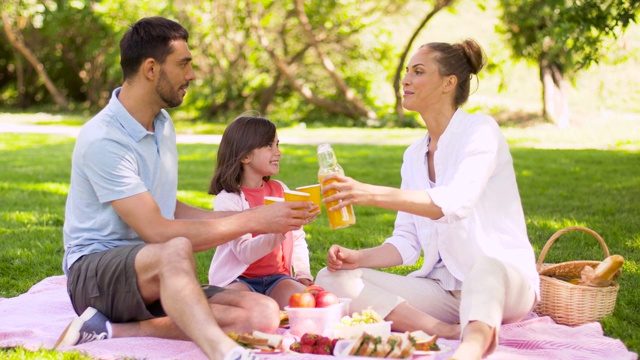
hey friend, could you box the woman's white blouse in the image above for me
[384,109,540,297]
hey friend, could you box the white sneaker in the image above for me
[54,307,111,348]
[224,346,257,360]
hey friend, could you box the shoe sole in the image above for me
[54,307,99,349]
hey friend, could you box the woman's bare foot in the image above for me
[434,321,460,340]
[451,321,494,360]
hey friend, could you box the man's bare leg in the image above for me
[133,237,278,360]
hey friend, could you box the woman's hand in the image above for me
[326,244,361,272]
[321,174,376,211]
[322,174,444,220]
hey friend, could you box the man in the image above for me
[55,17,310,360]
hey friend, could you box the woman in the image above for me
[315,39,539,360]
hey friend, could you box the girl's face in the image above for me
[401,48,453,114]
[241,133,281,187]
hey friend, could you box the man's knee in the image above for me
[139,237,196,278]
[243,294,280,333]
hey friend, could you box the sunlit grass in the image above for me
[1,127,639,357]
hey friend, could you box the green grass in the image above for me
[1,123,639,358]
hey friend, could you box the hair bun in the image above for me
[461,39,486,75]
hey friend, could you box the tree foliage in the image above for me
[498,0,639,125]
[500,0,639,77]
[1,0,421,126]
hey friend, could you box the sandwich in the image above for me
[347,331,415,358]
[348,332,374,356]
[279,310,289,327]
[227,330,283,351]
[410,330,440,352]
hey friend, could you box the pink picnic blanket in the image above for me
[0,276,636,360]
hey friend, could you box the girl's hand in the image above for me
[326,244,360,272]
[306,203,321,223]
[298,278,314,286]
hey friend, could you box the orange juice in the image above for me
[319,177,356,229]
[295,184,322,214]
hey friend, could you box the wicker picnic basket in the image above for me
[535,226,620,326]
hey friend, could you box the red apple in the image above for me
[303,285,325,296]
[314,290,339,308]
[288,292,316,308]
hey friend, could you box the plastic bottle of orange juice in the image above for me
[317,144,356,229]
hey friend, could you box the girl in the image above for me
[208,115,315,309]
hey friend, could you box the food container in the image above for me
[332,321,393,340]
[286,298,351,337]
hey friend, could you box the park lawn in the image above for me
[0,132,639,359]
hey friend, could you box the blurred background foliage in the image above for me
[0,0,638,128]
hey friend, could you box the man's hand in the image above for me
[250,201,311,234]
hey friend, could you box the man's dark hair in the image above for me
[119,16,189,81]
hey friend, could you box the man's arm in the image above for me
[174,200,236,220]
[112,192,309,252]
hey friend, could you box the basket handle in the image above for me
[536,226,610,272]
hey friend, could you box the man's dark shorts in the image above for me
[66,243,225,323]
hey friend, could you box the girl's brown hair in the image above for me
[420,38,486,108]
[208,115,277,195]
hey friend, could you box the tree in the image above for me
[1,5,69,109]
[498,0,639,127]
[246,0,404,125]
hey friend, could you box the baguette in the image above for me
[578,254,624,287]
[594,255,624,280]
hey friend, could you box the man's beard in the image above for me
[156,69,184,108]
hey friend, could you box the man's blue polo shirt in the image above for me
[62,88,178,275]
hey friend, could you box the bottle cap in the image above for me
[317,143,333,154]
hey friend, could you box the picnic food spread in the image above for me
[227,330,283,352]
[410,330,439,352]
[288,285,340,308]
[289,333,340,355]
[280,287,442,357]
[347,331,416,358]
[335,307,384,328]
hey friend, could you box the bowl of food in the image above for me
[332,307,392,340]
[286,298,351,337]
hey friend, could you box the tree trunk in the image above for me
[293,0,377,120]
[248,2,363,119]
[259,72,281,115]
[1,11,69,110]
[539,58,569,128]
[392,0,456,126]
[11,46,27,107]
